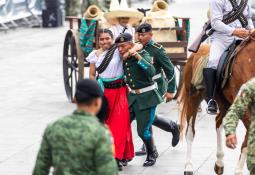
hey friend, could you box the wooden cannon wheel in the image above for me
[63,30,85,102]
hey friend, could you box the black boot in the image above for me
[153,116,180,147]
[120,159,132,166]
[136,129,159,157]
[115,159,123,171]
[135,143,158,157]
[135,143,147,156]
[203,68,218,114]
[143,139,157,167]
[170,121,180,147]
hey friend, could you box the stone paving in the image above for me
[0,0,251,174]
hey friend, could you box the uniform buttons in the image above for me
[132,84,135,88]
[127,68,130,70]
[128,73,131,76]
[130,79,133,82]
[125,62,128,66]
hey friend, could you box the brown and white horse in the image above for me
[179,32,255,175]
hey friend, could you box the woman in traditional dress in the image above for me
[87,29,141,170]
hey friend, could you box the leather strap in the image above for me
[226,0,248,27]
[96,44,117,74]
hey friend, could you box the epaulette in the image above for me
[152,42,162,49]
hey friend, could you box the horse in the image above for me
[179,31,255,175]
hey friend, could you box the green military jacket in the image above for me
[144,40,176,95]
[223,78,255,169]
[33,110,118,175]
[123,49,163,110]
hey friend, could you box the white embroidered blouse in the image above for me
[86,49,123,79]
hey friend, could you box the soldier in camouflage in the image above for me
[223,77,255,175]
[33,79,118,175]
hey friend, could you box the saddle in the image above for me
[192,39,248,91]
[215,39,242,90]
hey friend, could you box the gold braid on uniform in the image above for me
[152,43,162,49]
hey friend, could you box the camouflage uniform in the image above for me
[33,110,118,175]
[223,78,255,175]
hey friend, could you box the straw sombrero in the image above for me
[104,0,144,25]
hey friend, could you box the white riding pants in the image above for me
[207,36,234,69]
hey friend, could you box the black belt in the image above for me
[103,81,126,89]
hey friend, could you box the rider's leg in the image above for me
[204,38,232,114]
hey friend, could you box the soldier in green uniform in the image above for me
[135,23,180,156]
[33,79,118,175]
[115,33,163,167]
[223,78,255,175]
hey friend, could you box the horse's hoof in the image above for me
[184,171,193,175]
[214,163,224,175]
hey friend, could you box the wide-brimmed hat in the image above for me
[104,0,143,26]
[83,5,104,19]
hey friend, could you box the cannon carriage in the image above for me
[63,2,190,102]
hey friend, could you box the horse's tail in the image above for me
[178,44,209,137]
[178,52,196,137]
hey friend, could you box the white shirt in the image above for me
[110,24,135,41]
[86,49,124,79]
[210,0,254,38]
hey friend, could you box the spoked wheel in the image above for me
[63,30,80,102]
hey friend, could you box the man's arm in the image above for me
[210,0,235,36]
[33,127,52,175]
[223,81,255,136]
[94,127,118,175]
[135,50,156,77]
[156,48,176,93]
[247,0,254,29]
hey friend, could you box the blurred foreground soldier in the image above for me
[223,78,255,175]
[116,33,163,167]
[135,23,180,156]
[33,79,118,175]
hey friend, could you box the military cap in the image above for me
[136,23,152,33]
[115,33,133,44]
[75,79,103,101]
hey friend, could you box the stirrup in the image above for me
[206,99,218,115]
